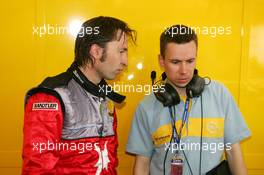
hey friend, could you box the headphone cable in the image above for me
[162,84,207,175]
[199,95,203,175]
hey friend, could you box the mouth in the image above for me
[177,78,189,84]
[116,69,123,73]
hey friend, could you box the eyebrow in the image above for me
[168,57,195,61]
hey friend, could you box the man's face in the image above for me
[95,31,128,80]
[159,41,197,88]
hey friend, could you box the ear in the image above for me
[89,44,103,62]
[158,54,165,67]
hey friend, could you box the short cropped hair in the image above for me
[160,24,197,57]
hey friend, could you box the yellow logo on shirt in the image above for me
[152,117,225,146]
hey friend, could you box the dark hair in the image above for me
[74,16,137,66]
[160,24,197,57]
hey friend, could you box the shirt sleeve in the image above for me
[222,86,251,145]
[126,103,154,157]
[22,91,63,175]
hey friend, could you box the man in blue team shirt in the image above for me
[126,24,250,175]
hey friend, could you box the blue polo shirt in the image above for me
[126,80,251,175]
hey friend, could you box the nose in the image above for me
[121,55,128,67]
[179,62,187,74]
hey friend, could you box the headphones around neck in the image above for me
[154,69,205,107]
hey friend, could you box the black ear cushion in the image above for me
[165,83,181,106]
[186,75,205,98]
[154,83,180,107]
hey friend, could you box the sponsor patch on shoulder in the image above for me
[32,102,58,111]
